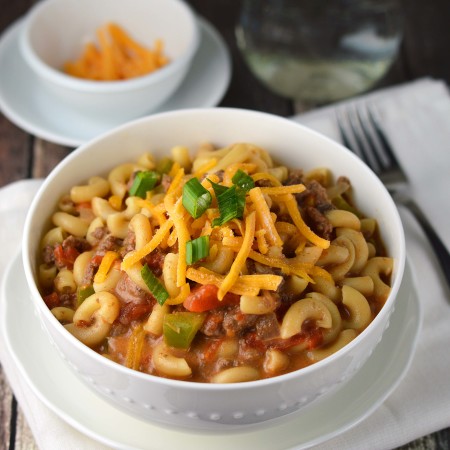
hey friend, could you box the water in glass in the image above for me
[236,0,403,104]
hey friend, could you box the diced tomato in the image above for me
[183,284,240,312]
[53,245,64,263]
[43,292,60,309]
[307,328,323,350]
[243,331,268,352]
[119,302,153,325]
[53,244,80,269]
[203,338,224,362]
[76,202,95,222]
[268,328,323,351]
[90,254,104,266]
[75,201,92,210]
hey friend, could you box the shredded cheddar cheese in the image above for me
[186,268,282,296]
[116,145,331,301]
[222,236,243,250]
[309,265,334,282]
[259,185,306,196]
[93,251,118,283]
[248,250,314,283]
[165,283,191,305]
[249,187,283,247]
[275,221,299,235]
[218,211,256,300]
[166,166,185,195]
[125,322,145,370]
[192,158,218,178]
[282,194,331,249]
[172,199,191,287]
[63,23,169,81]
[121,219,173,270]
[255,229,269,254]
[135,198,167,226]
[108,195,123,210]
[251,172,282,187]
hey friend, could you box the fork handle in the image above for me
[401,197,450,290]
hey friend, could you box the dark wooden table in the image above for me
[1,1,449,449]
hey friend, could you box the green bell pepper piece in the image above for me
[332,195,363,218]
[163,312,205,349]
[76,285,95,307]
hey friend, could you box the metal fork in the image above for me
[336,104,450,290]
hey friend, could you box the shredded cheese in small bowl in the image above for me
[63,23,170,81]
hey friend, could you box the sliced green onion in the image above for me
[212,185,246,227]
[182,178,212,219]
[232,169,255,192]
[207,178,228,197]
[208,172,252,227]
[129,171,160,198]
[141,264,169,305]
[156,157,174,174]
[186,236,210,265]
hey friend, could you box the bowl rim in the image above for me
[22,107,406,391]
[19,0,200,93]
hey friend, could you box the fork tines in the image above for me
[336,103,407,184]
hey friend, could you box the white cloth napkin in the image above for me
[0,180,111,450]
[0,77,449,450]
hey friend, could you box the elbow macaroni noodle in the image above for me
[37,142,394,383]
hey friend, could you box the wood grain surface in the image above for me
[1,1,449,449]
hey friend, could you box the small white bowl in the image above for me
[22,108,405,432]
[19,0,200,123]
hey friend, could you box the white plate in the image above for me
[1,252,421,449]
[0,16,231,147]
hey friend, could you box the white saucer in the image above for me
[0,16,231,147]
[1,252,421,449]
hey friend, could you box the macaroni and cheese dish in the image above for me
[38,143,393,383]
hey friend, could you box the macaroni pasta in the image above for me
[38,143,393,383]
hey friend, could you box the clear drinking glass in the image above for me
[236,0,403,105]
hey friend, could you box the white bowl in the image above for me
[22,108,405,432]
[19,0,199,124]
